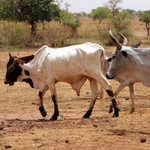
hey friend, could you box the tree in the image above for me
[91,7,109,23]
[125,9,134,14]
[105,0,122,17]
[60,10,81,36]
[0,0,60,36]
[139,10,150,36]
[112,10,133,30]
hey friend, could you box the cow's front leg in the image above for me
[38,86,49,117]
[50,94,59,121]
[106,90,120,117]
[83,78,99,118]
[108,82,128,114]
[48,82,59,121]
[98,78,119,117]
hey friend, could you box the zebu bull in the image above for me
[106,31,150,112]
[100,32,140,113]
[4,43,119,120]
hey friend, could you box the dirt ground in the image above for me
[1,47,150,150]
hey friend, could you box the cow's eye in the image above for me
[112,56,116,59]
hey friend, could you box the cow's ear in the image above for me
[131,43,140,48]
[107,58,112,62]
[121,51,127,57]
[16,55,34,64]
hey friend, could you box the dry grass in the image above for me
[0,19,150,50]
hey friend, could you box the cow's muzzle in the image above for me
[4,80,14,86]
[106,73,114,79]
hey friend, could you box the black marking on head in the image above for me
[25,70,30,76]
[121,51,127,57]
[22,78,34,88]
[107,58,112,62]
[7,57,15,73]
[5,58,22,85]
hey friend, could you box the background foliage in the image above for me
[0,0,149,50]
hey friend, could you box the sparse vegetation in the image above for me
[0,0,149,50]
[139,10,150,36]
[91,7,109,23]
[0,18,148,50]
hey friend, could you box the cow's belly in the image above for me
[55,74,87,83]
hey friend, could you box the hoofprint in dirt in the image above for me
[1,51,150,150]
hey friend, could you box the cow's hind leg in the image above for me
[83,78,99,118]
[39,85,49,117]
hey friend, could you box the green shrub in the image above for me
[0,21,30,46]
[111,10,133,30]
[35,22,73,47]
[60,11,81,36]
[98,26,133,45]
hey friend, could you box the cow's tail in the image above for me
[100,86,105,106]
[99,48,105,106]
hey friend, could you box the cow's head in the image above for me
[106,31,140,79]
[4,53,34,86]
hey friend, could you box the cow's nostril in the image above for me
[106,74,114,79]
[106,73,109,79]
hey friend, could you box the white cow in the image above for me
[106,31,150,113]
[100,32,140,113]
[4,43,119,120]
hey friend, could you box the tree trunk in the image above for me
[146,23,150,36]
[42,21,45,30]
[31,22,37,36]
[147,28,150,36]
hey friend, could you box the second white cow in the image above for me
[100,32,140,113]
[106,31,150,113]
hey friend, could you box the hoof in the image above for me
[50,115,58,121]
[109,104,113,113]
[83,111,91,118]
[112,113,119,117]
[83,114,90,119]
[130,108,135,113]
[39,107,47,118]
[112,108,120,117]
[41,110,47,117]
[109,108,113,113]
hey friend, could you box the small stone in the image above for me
[93,124,98,128]
[0,127,4,130]
[34,138,39,142]
[5,145,12,149]
[140,138,146,143]
[65,139,69,143]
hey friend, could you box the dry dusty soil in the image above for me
[1,50,150,150]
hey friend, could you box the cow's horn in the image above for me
[110,30,121,50]
[9,52,12,59]
[117,32,128,46]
